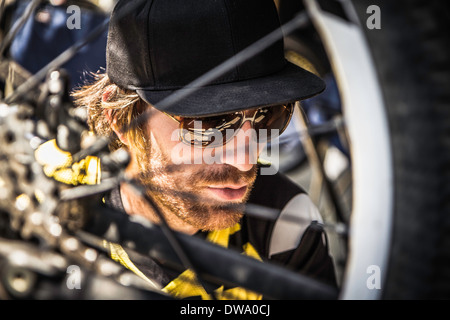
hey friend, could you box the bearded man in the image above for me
[73,0,337,299]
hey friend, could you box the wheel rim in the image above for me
[305,0,394,299]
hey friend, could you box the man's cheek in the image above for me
[170,144,194,164]
[170,129,194,164]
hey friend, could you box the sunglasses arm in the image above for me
[164,112,182,124]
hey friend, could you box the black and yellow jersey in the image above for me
[101,169,337,300]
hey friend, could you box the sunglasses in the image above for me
[166,103,295,148]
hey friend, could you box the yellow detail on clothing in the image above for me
[34,139,101,185]
[103,223,264,300]
[218,284,262,300]
[162,223,263,300]
[206,222,240,247]
[163,269,213,300]
[243,242,263,261]
[103,240,161,289]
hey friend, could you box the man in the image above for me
[73,0,337,299]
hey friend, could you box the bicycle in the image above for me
[0,0,449,300]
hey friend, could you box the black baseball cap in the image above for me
[106,0,325,117]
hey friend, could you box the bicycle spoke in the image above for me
[0,1,349,300]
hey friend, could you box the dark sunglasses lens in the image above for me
[254,104,293,141]
[181,113,243,147]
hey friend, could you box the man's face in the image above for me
[127,107,264,232]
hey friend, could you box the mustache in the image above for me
[137,164,257,205]
[139,161,257,186]
[191,164,257,186]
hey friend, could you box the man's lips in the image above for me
[206,184,248,201]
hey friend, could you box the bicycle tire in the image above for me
[351,0,450,299]
[302,0,450,299]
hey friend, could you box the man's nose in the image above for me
[220,121,258,172]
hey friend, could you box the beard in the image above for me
[134,137,258,232]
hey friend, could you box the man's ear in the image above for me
[104,108,130,146]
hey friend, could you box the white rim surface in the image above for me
[305,0,394,299]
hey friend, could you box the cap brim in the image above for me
[136,62,325,117]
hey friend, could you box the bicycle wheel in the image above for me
[1,0,449,301]
[290,0,450,299]
[355,0,450,299]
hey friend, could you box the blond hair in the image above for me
[71,73,148,151]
